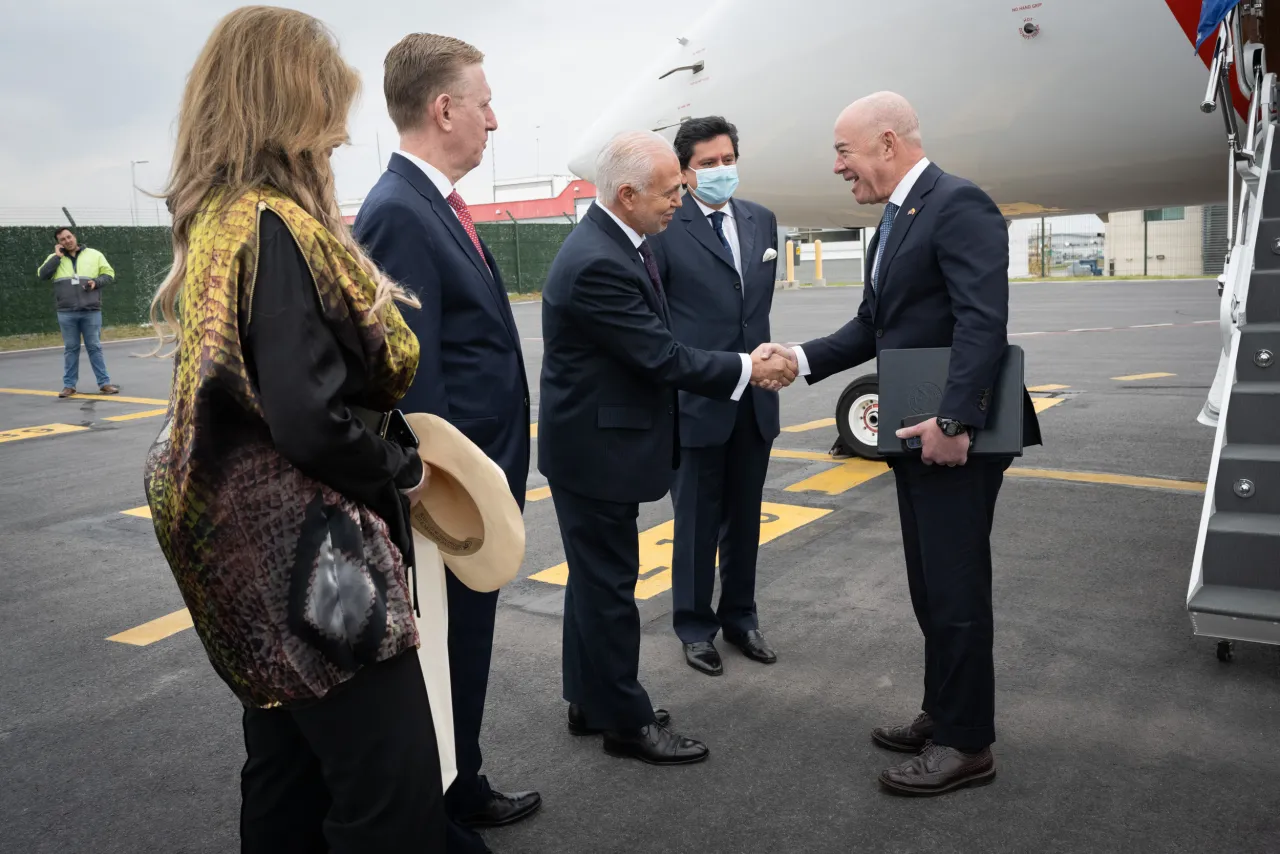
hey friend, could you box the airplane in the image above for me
[565,0,1280,659]
[567,0,1240,229]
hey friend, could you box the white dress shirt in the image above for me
[594,200,751,400]
[690,194,742,280]
[792,157,931,378]
[396,149,461,222]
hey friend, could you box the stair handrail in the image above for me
[1189,118,1276,608]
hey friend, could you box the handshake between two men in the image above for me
[748,342,799,392]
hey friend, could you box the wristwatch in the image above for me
[936,417,971,438]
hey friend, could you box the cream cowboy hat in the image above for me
[404,412,525,592]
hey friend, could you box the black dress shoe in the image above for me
[602,723,708,765]
[871,711,936,753]
[725,629,777,664]
[567,703,670,735]
[683,641,723,675]
[456,788,543,828]
[878,741,996,796]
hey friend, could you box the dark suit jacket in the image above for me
[538,203,745,504]
[353,153,531,501]
[800,162,1041,444]
[649,195,780,448]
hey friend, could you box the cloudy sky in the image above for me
[0,0,715,225]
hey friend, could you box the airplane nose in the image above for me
[568,138,598,182]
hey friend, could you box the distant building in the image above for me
[339,177,597,226]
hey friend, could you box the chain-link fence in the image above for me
[0,221,573,337]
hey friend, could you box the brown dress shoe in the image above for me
[99,384,120,395]
[871,711,935,752]
[58,387,76,398]
[879,741,996,796]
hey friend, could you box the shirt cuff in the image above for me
[396,455,426,494]
[792,344,812,376]
[732,353,751,401]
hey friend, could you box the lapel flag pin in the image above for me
[908,208,916,215]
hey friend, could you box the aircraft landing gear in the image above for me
[833,374,882,461]
[1216,639,1234,662]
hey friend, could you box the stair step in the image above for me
[1223,384,1280,444]
[1236,323,1280,381]
[1253,218,1280,271]
[1220,443,1280,462]
[1245,272,1280,323]
[1202,512,1280,590]
[1216,445,1280,513]
[1188,584,1280,623]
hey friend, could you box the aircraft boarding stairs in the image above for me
[1189,17,1280,662]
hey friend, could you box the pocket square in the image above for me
[763,248,777,262]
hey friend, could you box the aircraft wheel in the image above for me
[835,375,882,461]
[1216,639,1233,662]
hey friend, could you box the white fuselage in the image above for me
[568,0,1229,227]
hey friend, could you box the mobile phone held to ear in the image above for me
[900,413,934,451]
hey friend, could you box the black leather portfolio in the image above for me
[876,345,1026,457]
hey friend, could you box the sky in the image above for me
[0,0,716,225]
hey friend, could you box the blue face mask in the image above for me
[692,164,739,205]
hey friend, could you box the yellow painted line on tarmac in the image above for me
[785,458,889,495]
[104,408,168,422]
[530,501,832,599]
[781,418,836,433]
[1028,384,1070,392]
[1032,397,1064,414]
[0,422,89,444]
[0,387,168,406]
[770,449,835,462]
[107,608,194,646]
[527,486,551,502]
[1111,372,1175,381]
[1007,467,1204,493]
[122,505,152,518]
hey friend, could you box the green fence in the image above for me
[0,221,574,337]
[0,227,172,336]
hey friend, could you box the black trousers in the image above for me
[442,571,499,853]
[550,483,655,731]
[239,649,446,853]
[892,455,1011,753]
[670,393,774,644]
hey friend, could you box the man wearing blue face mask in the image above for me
[648,116,784,676]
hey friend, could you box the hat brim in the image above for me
[404,413,525,592]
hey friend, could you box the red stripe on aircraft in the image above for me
[1165,0,1250,117]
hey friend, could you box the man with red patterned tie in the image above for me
[353,33,539,854]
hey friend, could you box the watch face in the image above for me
[939,419,964,436]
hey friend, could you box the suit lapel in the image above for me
[587,204,668,323]
[679,198,737,274]
[874,162,941,304]
[733,198,756,284]
[389,155,518,347]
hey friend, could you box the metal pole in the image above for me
[1144,214,1149,277]
[1039,217,1045,277]
[130,161,137,226]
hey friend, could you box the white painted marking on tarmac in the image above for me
[1069,327,1114,332]
[1132,323,1174,328]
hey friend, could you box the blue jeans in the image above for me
[57,310,110,389]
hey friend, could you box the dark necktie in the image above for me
[871,202,899,292]
[637,239,665,303]
[708,210,733,256]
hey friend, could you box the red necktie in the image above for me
[446,190,490,273]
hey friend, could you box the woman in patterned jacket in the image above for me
[142,6,445,850]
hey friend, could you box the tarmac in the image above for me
[1,279,1277,854]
